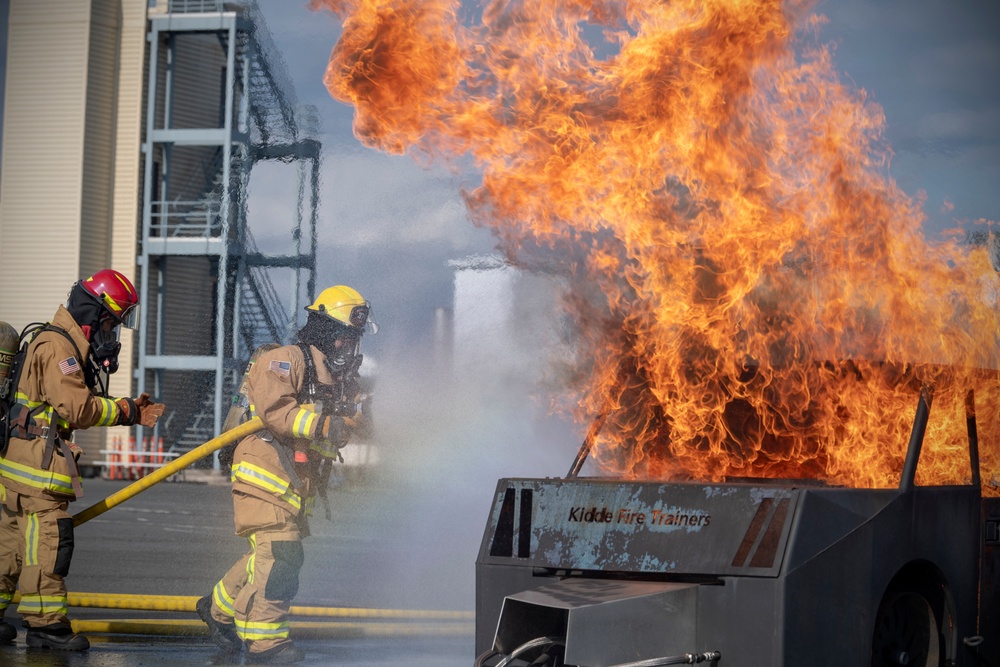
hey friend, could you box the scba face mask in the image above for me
[91,318,122,375]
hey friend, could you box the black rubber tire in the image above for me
[871,589,942,667]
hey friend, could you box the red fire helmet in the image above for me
[80,269,140,330]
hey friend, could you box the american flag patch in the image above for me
[269,360,291,376]
[58,357,80,375]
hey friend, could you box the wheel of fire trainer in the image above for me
[871,590,941,667]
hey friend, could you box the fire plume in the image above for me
[313,0,1000,488]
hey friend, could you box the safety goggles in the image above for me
[102,295,140,330]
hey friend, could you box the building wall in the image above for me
[0,0,92,324]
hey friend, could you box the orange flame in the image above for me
[313,0,1000,488]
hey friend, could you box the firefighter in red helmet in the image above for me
[0,269,165,650]
[197,285,376,664]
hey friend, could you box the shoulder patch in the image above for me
[58,357,80,375]
[269,360,291,376]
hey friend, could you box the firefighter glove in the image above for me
[117,393,165,427]
[320,415,353,443]
[135,393,166,427]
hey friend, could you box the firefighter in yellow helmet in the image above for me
[0,270,165,650]
[197,285,376,664]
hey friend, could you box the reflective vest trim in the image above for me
[93,396,118,426]
[292,408,317,438]
[309,440,342,458]
[24,513,40,567]
[213,581,236,618]
[235,618,289,641]
[14,393,71,431]
[0,457,75,495]
[230,462,302,510]
[17,594,68,616]
[246,533,257,585]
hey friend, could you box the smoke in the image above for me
[307,264,579,612]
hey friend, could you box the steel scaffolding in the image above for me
[138,0,319,455]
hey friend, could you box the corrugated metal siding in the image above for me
[164,256,215,355]
[0,0,92,326]
[106,0,147,404]
[80,0,119,276]
[150,31,225,132]
[170,32,226,130]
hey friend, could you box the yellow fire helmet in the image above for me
[305,285,378,334]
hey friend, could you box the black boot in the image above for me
[25,624,89,651]
[0,620,16,644]
[196,595,242,653]
[246,642,305,664]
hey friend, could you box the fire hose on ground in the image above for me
[8,592,474,638]
[57,417,473,638]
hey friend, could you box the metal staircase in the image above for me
[138,0,319,458]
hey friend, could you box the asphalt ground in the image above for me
[0,466,478,666]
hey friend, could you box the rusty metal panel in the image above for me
[480,479,799,577]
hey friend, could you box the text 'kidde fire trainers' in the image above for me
[196,594,242,653]
[25,626,89,651]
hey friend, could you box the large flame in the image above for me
[312,0,1000,488]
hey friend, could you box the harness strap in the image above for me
[297,344,318,403]
[59,439,84,499]
[40,415,59,469]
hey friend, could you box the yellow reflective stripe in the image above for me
[249,404,257,418]
[0,458,75,495]
[213,581,236,618]
[41,406,71,430]
[231,463,301,510]
[93,397,118,427]
[17,594,68,615]
[246,534,257,585]
[235,619,289,641]
[24,513,40,566]
[292,408,317,438]
[309,440,342,458]
[13,398,72,431]
[0,590,13,612]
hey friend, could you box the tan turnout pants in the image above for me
[0,490,74,628]
[211,493,304,654]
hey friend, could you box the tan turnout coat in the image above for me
[0,306,123,502]
[229,344,338,536]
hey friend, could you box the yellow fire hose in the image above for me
[72,417,264,527]
[57,420,473,638]
[29,592,471,621]
[9,592,473,638]
[71,619,474,639]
